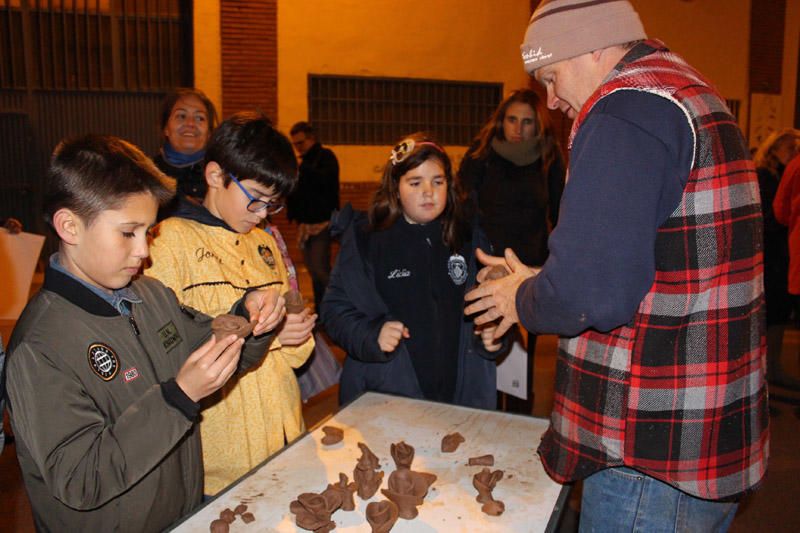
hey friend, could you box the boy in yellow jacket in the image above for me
[146,112,315,495]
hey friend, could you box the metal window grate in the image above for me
[0,0,187,91]
[726,99,741,122]
[309,74,503,146]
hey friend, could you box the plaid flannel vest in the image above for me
[538,40,768,500]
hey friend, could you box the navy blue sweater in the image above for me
[517,91,693,336]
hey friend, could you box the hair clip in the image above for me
[389,139,442,166]
[390,139,415,166]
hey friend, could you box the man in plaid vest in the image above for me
[466,1,768,530]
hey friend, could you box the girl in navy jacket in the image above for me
[321,133,508,409]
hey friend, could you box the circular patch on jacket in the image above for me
[258,244,276,268]
[448,253,468,285]
[87,343,119,381]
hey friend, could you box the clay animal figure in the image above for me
[390,441,415,470]
[354,442,384,499]
[321,426,344,445]
[211,314,254,341]
[323,473,357,511]
[441,432,465,453]
[289,491,342,533]
[473,467,506,516]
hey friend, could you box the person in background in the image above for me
[5,135,284,531]
[465,1,767,530]
[755,128,800,391]
[287,121,340,314]
[322,133,508,409]
[153,87,218,204]
[458,88,565,414]
[772,148,800,392]
[146,112,315,496]
[1,217,23,455]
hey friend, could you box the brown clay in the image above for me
[209,519,230,533]
[233,503,248,515]
[289,491,341,532]
[211,314,254,341]
[390,441,415,470]
[473,468,504,503]
[441,432,465,453]
[468,454,495,466]
[321,425,344,445]
[354,442,384,500]
[380,468,437,520]
[324,473,357,511]
[240,512,256,524]
[485,265,510,280]
[284,289,305,314]
[219,508,236,523]
[366,500,400,532]
[482,499,505,516]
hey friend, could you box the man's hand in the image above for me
[378,321,410,352]
[464,248,539,339]
[278,308,317,346]
[175,335,244,402]
[244,288,286,336]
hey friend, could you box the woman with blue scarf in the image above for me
[153,88,218,202]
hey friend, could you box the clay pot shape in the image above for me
[390,441,415,470]
[380,469,437,520]
[289,491,341,533]
[366,500,400,533]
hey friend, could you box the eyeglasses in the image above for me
[229,173,285,215]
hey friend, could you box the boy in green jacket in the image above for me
[4,135,285,532]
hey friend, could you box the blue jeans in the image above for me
[580,467,738,533]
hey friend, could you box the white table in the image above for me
[171,392,568,532]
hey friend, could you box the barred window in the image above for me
[0,0,190,91]
[308,74,503,146]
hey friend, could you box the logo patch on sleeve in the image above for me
[123,367,140,383]
[87,343,119,381]
[158,321,182,352]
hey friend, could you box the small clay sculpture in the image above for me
[321,426,344,445]
[324,473,357,511]
[485,264,510,280]
[209,519,230,533]
[240,512,256,524]
[366,500,400,532]
[289,491,341,533]
[441,432,465,453]
[473,468,504,503]
[468,454,495,466]
[211,314,254,341]
[380,468,437,520]
[233,503,248,515]
[284,289,305,314]
[473,468,505,516]
[390,441,415,470]
[219,508,236,523]
[354,442,384,500]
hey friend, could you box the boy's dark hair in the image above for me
[205,111,298,197]
[44,134,176,227]
[159,87,219,133]
[289,121,315,138]
[370,132,470,251]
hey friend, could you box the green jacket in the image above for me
[5,266,274,532]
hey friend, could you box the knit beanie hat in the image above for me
[520,0,647,73]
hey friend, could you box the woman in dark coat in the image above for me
[754,128,800,390]
[153,87,218,204]
[458,88,565,413]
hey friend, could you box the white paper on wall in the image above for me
[0,229,45,321]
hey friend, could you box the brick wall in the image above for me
[220,0,278,120]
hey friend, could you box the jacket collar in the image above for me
[43,263,122,316]
[170,195,236,232]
